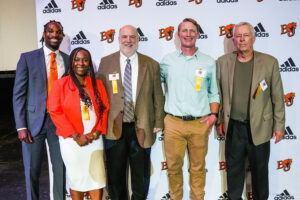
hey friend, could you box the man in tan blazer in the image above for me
[97,25,164,200]
[217,22,285,200]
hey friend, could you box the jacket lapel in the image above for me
[136,52,147,100]
[228,52,237,102]
[38,48,47,84]
[251,51,261,98]
[60,51,69,73]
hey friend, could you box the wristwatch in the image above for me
[209,112,218,118]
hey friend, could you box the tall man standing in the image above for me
[97,25,164,200]
[160,18,220,200]
[13,20,69,200]
[216,22,285,200]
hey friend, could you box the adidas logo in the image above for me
[137,28,148,42]
[156,0,178,6]
[280,57,299,72]
[161,192,170,200]
[71,31,90,45]
[284,126,297,140]
[199,25,208,39]
[43,0,61,13]
[274,189,294,200]
[218,191,229,200]
[98,0,117,9]
[254,22,269,37]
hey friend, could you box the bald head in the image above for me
[118,25,139,57]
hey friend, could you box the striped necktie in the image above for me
[123,58,135,122]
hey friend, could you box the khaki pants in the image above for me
[164,114,209,200]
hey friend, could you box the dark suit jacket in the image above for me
[216,51,285,145]
[13,48,69,137]
[97,51,165,148]
[49,75,110,138]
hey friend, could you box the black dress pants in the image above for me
[225,119,270,200]
[104,122,151,200]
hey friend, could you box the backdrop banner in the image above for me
[35,0,300,199]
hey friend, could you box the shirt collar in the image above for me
[120,51,137,63]
[177,47,200,58]
[43,45,60,57]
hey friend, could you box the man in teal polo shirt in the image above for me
[160,18,220,200]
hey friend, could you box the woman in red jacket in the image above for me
[49,47,109,200]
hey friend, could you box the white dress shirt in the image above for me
[43,46,66,80]
[120,52,139,104]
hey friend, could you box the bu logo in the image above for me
[219,24,235,38]
[257,0,263,2]
[72,0,86,11]
[159,26,174,41]
[219,161,227,171]
[281,22,297,37]
[284,93,295,106]
[161,161,168,170]
[188,0,203,4]
[129,0,142,8]
[277,159,292,172]
[100,29,115,43]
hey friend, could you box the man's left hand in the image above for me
[201,115,217,134]
[272,130,285,144]
[153,128,162,133]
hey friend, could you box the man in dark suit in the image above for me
[13,20,69,200]
[217,22,285,200]
[97,25,164,200]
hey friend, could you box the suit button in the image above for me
[121,96,124,99]
[227,115,229,118]
[120,111,123,114]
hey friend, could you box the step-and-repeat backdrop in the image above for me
[35,0,299,199]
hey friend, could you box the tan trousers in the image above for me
[164,114,209,200]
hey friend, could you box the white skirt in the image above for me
[59,101,106,192]
[59,135,106,192]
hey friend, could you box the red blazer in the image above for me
[49,75,110,138]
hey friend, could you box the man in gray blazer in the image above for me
[217,22,285,200]
[13,20,69,200]
[97,25,164,200]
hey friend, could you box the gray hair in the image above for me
[119,25,139,37]
[233,22,256,37]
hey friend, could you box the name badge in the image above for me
[109,73,119,80]
[260,80,268,91]
[195,69,206,77]
[109,73,119,94]
[195,69,206,91]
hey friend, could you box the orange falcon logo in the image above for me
[219,24,235,38]
[129,0,142,8]
[277,159,292,172]
[284,93,295,107]
[71,0,86,11]
[188,0,203,4]
[281,22,297,37]
[257,0,263,2]
[159,26,174,41]
[100,29,115,43]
